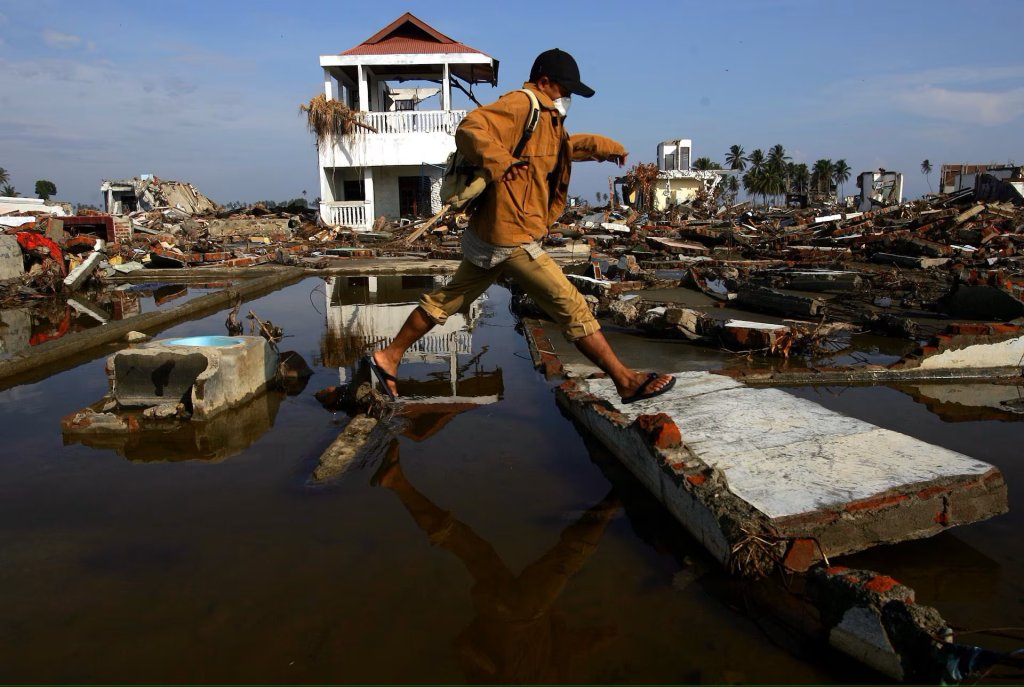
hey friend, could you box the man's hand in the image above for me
[502,160,529,183]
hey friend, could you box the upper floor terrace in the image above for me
[317,12,498,168]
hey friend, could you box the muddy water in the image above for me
[0,276,1019,683]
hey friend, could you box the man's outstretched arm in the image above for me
[569,133,628,165]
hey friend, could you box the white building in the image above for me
[657,139,692,172]
[316,13,498,230]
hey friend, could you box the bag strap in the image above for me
[511,88,541,159]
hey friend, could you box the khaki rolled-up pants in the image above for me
[419,248,600,341]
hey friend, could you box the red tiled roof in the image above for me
[340,12,490,57]
[343,36,483,56]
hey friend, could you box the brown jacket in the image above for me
[455,82,626,246]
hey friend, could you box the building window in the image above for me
[343,180,365,201]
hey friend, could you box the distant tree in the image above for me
[595,191,602,204]
[811,159,834,196]
[1,184,17,197]
[788,163,810,194]
[0,167,9,187]
[921,159,933,193]
[602,192,609,202]
[725,145,747,171]
[765,145,791,204]
[692,157,720,171]
[725,175,740,204]
[748,149,765,172]
[35,179,57,200]
[767,144,790,167]
[832,159,852,200]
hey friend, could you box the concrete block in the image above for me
[0,234,24,281]
[110,335,278,420]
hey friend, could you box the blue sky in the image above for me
[1,0,1022,207]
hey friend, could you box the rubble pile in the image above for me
[4,170,1024,363]
[496,194,1024,359]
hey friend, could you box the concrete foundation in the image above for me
[110,335,278,420]
[555,371,1007,575]
[62,390,284,462]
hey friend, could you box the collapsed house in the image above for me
[617,139,735,212]
[940,163,1024,205]
[100,175,219,216]
[856,169,904,211]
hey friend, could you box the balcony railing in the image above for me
[360,110,467,135]
[320,201,371,229]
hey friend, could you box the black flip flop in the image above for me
[365,353,398,401]
[621,373,675,404]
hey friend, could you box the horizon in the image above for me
[1,0,1022,208]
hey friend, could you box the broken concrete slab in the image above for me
[63,240,105,291]
[0,234,24,281]
[312,414,379,482]
[726,325,1024,385]
[62,389,284,462]
[555,371,1006,575]
[206,217,291,239]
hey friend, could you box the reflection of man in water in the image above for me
[373,441,620,683]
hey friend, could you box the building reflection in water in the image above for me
[374,440,619,683]
[321,275,502,416]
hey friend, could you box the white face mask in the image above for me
[553,95,571,118]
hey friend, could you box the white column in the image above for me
[363,168,375,228]
[323,69,334,101]
[357,64,368,112]
[442,63,451,111]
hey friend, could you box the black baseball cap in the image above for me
[529,48,595,98]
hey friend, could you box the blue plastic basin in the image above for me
[162,336,245,348]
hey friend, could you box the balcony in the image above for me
[360,110,467,135]
[319,110,467,169]
[320,201,371,229]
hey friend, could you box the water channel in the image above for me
[0,276,1021,683]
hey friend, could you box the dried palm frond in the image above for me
[622,162,660,210]
[299,94,377,144]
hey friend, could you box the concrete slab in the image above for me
[0,234,24,281]
[555,370,1007,574]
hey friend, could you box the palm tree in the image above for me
[1,184,17,197]
[832,159,852,202]
[767,144,790,167]
[692,157,720,171]
[921,159,933,193]
[811,158,834,196]
[748,149,765,172]
[789,163,810,194]
[0,167,9,187]
[725,145,747,172]
[765,145,791,204]
[726,175,740,203]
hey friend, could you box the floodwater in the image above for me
[0,281,230,361]
[0,276,1021,683]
